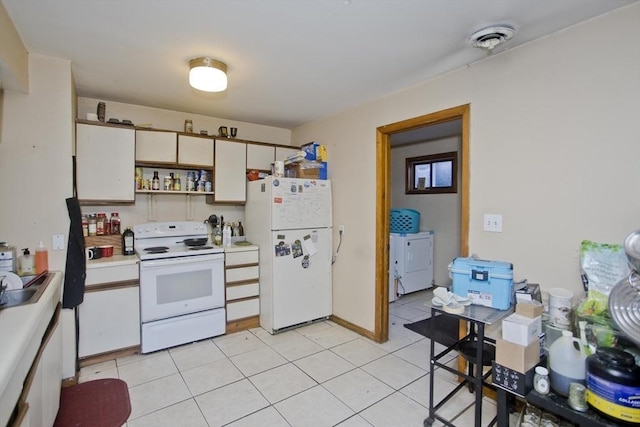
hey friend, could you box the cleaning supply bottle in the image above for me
[18,248,35,276]
[548,330,587,396]
[35,241,49,274]
[222,224,232,246]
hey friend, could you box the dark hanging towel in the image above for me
[63,196,86,308]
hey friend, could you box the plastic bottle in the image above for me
[222,224,232,246]
[548,330,587,396]
[35,241,49,274]
[18,248,35,276]
[122,227,135,255]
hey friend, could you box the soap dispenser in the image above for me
[18,248,35,276]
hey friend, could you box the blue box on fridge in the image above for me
[450,257,514,310]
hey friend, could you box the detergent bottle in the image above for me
[548,330,587,396]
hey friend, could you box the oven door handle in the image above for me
[140,255,223,268]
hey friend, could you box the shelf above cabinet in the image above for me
[135,190,214,195]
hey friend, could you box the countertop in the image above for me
[86,254,139,269]
[84,244,259,268]
[0,271,63,427]
[223,243,259,253]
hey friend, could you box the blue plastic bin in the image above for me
[390,209,420,234]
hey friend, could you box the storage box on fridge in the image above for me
[450,257,513,310]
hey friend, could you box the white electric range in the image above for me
[133,221,226,353]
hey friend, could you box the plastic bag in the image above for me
[579,240,630,315]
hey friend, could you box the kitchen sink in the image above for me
[0,274,50,310]
[0,287,39,309]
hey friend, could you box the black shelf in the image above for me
[526,390,621,427]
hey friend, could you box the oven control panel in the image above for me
[134,221,208,238]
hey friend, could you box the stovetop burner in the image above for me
[133,221,224,260]
[144,246,169,253]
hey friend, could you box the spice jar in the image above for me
[164,176,172,191]
[110,212,121,235]
[96,213,107,235]
[534,366,550,395]
[81,215,89,237]
[88,214,98,236]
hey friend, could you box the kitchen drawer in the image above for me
[227,298,259,321]
[226,265,259,283]
[226,283,259,301]
[225,250,258,266]
[86,263,139,286]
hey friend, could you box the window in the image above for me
[405,151,458,194]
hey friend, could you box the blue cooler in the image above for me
[450,257,514,310]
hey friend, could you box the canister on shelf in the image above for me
[96,213,107,235]
[81,215,89,237]
[173,173,181,191]
[110,212,121,235]
[185,119,193,133]
[88,214,97,236]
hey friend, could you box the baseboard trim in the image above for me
[330,315,376,341]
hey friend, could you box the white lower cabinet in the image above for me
[225,247,260,329]
[80,262,140,358]
[17,307,62,427]
[79,285,140,358]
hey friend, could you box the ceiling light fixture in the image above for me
[468,25,515,51]
[189,57,228,92]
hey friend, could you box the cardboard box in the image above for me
[492,362,535,397]
[286,161,328,180]
[516,302,544,318]
[495,338,540,372]
[514,283,541,303]
[450,257,514,310]
[502,313,542,345]
[300,142,327,161]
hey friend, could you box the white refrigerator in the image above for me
[245,177,332,334]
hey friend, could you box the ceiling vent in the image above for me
[468,25,515,51]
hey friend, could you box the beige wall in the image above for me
[391,136,461,287]
[293,4,640,332]
[0,1,28,92]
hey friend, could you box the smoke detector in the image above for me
[468,25,515,51]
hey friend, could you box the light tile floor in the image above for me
[80,289,514,426]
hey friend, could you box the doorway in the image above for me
[374,104,470,342]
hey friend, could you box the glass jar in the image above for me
[164,176,172,191]
[88,214,98,236]
[110,212,121,235]
[534,366,550,395]
[96,213,107,235]
[184,119,193,133]
[81,215,89,237]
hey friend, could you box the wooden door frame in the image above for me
[374,104,470,342]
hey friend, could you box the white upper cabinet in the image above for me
[214,139,246,203]
[135,130,177,164]
[76,123,135,203]
[247,144,275,170]
[178,135,214,167]
[275,146,301,162]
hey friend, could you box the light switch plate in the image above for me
[483,214,503,232]
[52,234,65,250]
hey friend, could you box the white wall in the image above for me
[293,4,640,332]
[1,54,76,377]
[391,136,461,287]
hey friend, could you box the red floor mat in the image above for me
[54,378,131,427]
